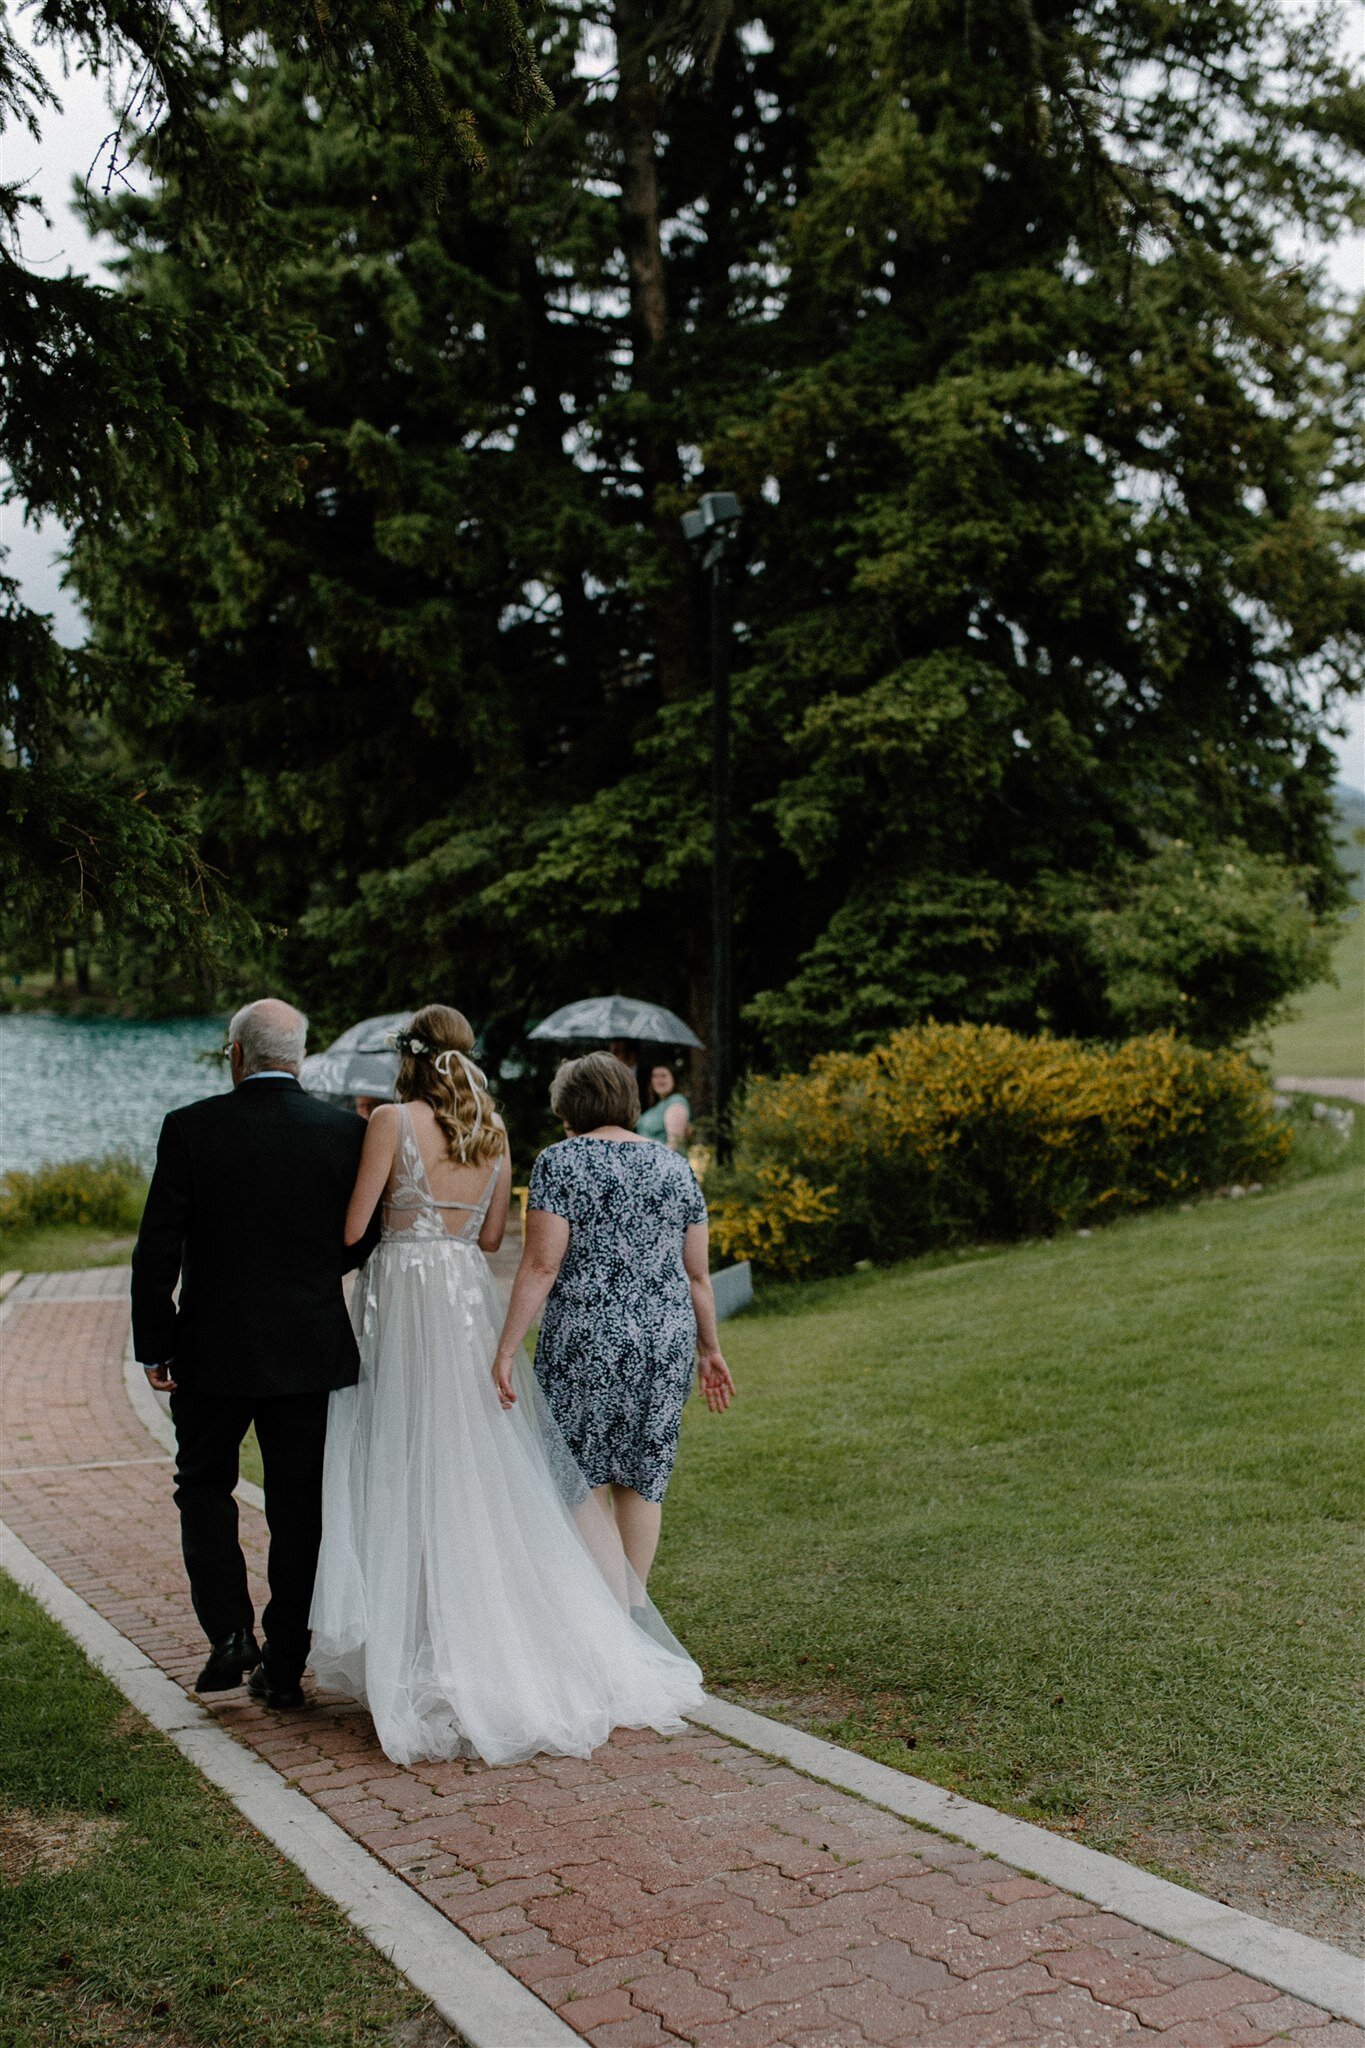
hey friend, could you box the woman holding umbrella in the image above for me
[637,1061,692,1150]
[541,997,702,1157]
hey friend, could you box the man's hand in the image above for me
[697,1349,735,1414]
[144,1362,177,1393]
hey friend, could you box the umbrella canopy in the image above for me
[300,1010,412,1102]
[529,996,703,1050]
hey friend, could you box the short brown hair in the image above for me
[550,1052,640,1133]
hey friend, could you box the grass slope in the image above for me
[0,1576,423,2048]
[660,1137,1364,1867]
[1267,920,1365,1079]
[1258,785,1364,1079]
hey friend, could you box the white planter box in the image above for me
[711,1261,753,1323]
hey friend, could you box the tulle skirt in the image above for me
[309,1230,705,1766]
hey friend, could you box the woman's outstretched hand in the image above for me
[697,1348,735,1414]
[492,1353,517,1410]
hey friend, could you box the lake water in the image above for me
[0,1014,231,1174]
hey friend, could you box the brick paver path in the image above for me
[2,1273,1360,2048]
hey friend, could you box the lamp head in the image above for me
[681,490,742,551]
[698,491,741,530]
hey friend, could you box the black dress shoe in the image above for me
[247,1663,306,1711]
[195,1629,261,1693]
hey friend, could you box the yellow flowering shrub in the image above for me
[708,1164,840,1280]
[710,1024,1290,1275]
[0,1154,146,1235]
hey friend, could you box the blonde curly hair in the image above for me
[394,1004,505,1168]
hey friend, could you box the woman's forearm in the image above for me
[345,1105,399,1243]
[496,1260,560,1362]
[343,1189,379,1249]
[690,1273,720,1352]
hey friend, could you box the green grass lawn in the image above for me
[0,1577,423,2048]
[1266,919,1364,1077]
[0,1221,139,1274]
[0,1220,137,1269]
[660,1124,1364,1892]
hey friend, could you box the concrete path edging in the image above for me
[689,1696,1365,2024]
[1276,1076,1365,1105]
[0,1517,580,2048]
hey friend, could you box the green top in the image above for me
[637,1093,691,1145]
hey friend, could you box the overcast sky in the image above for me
[4,8,1362,784]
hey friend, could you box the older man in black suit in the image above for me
[132,997,373,1709]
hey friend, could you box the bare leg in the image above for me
[610,1487,663,1586]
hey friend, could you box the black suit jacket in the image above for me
[131,1078,375,1399]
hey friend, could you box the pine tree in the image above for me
[74,2,1364,1071]
[1,1,549,961]
[491,0,1364,1061]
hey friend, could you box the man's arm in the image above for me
[130,1114,192,1369]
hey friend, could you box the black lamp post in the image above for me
[681,489,742,1159]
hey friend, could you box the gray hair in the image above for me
[228,998,308,1075]
[549,1051,640,1133]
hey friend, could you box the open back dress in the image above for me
[308,1105,703,1765]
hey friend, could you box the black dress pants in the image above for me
[170,1386,330,1683]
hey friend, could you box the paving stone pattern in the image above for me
[1,1276,1359,2048]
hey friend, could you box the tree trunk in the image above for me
[519,256,602,729]
[612,0,698,705]
[615,8,669,354]
[687,925,715,1114]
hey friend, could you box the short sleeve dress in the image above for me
[637,1092,692,1145]
[528,1137,708,1503]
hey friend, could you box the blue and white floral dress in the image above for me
[529,1136,707,1503]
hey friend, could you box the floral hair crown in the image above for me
[389,1028,432,1057]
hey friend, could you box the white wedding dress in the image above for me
[309,1105,705,1766]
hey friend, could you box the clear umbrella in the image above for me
[300,1011,413,1102]
[528,996,703,1049]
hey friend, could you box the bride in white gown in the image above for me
[308,1005,704,1766]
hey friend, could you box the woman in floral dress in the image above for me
[493,1051,734,1585]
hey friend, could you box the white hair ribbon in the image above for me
[434,1048,487,1160]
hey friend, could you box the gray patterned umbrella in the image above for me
[300,1010,413,1101]
[528,996,703,1049]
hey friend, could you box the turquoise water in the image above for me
[0,1014,231,1174]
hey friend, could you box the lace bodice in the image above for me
[381,1103,502,1245]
